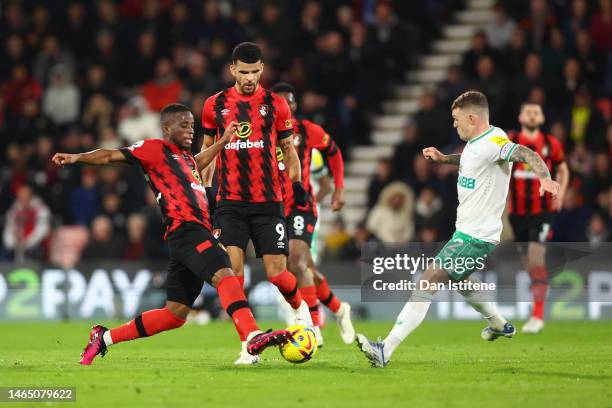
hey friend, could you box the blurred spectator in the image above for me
[461,31,498,80]
[323,217,353,260]
[81,215,125,259]
[414,187,444,232]
[503,27,529,79]
[586,212,610,245]
[33,35,76,86]
[367,158,393,209]
[520,0,557,50]
[408,154,436,195]
[42,64,80,129]
[60,2,90,60]
[168,2,198,46]
[122,31,158,87]
[3,65,42,118]
[182,53,219,102]
[438,65,468,109]
[142,58,183,112]
[98,127,122,150]
[512,53,548,114]
[123,213,147,260]
[391,123,422,181]
[81,93,114,134]
[564,0,591,44]
[69,168,100,225]
[101,192,126,233]
[472,55,507,120]
[568,85,606,149]
[589,0,612,52]
[574,29,606,84]
[541,28,570,78]
[340,220,379,261]
[291,0,324,56]
[118,96,161,144]
[2,185,50,261]
[484,2,517,51]
[1,35,29,81]
[92,30,121,86]
[366,181,415,243]
[414,91,450,148]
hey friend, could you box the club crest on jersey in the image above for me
[213,228,221,239]
[259,104,268,116]
[192,170,202,184]
[236,122,252,139]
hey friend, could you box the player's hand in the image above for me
[293,181,310,207]
[539,177,560,200]
[554,191,564,212]
[220,121,238,144]
[331,188,345,211]
[422,147,445,163]
[51,153,78,167]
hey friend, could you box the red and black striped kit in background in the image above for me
[507,131,565,216]
[279,118,345,217]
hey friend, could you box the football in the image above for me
[279,325,318,364]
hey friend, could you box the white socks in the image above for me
[459,276,506,330]
[383,290,434,358]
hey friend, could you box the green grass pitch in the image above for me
[1,320,611,407]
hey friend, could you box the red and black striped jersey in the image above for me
[279,118,344,217]
[201,86,293,203]
[507,130,565,215]
[120,139,211,238]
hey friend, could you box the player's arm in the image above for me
[554,161,569,211]
[279,135,301,182]
[51,149,127,166]
[422,147,461,165]
[312,126,345,211]
[194,122,238,174]
[316,173,333,203]
[508,144,560,198]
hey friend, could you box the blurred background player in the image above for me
[52,104,289,365]
[508,102,569,334]
[200,43,312,364]
[357,91,560,367]
[271,82,355,347]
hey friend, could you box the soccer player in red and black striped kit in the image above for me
[200,43,313,364]
[271,83,356,347]
[508,102,569,334]
[52,104,290,365]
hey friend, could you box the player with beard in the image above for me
[200,43,312,364]
[508,102,569,334]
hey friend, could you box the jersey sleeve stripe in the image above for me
[119,148,139,165]
[278,129,293,139]
[500,143,518,161]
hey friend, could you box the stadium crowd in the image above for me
[324,0,611,260]
[0,0,609,264]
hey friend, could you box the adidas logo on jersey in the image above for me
[225,139,265,150]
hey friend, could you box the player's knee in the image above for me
[312,268,324,285]
[165,302,190,321]
[288,253,307,277]
[263,255,287,277]
[211,267,235,287]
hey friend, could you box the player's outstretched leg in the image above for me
[313,267,355,344]
[356,267,444,368]
[80,302,188,365]
[458,275,516,341]
[264,254,313,327]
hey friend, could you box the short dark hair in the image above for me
[232,42,263,64]
[270,82,295,95]
[519,101,542,112]
[160,103,191,122]
[451,91,489,112]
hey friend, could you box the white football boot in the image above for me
[521,317,544,334]
[292,300,314,328]
[234,341,259,365]
[313,326,324,348]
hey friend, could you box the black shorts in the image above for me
[213,200,288,258]
[166,222,232,307]
[510,213,553,252]
[287,209,318,247]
